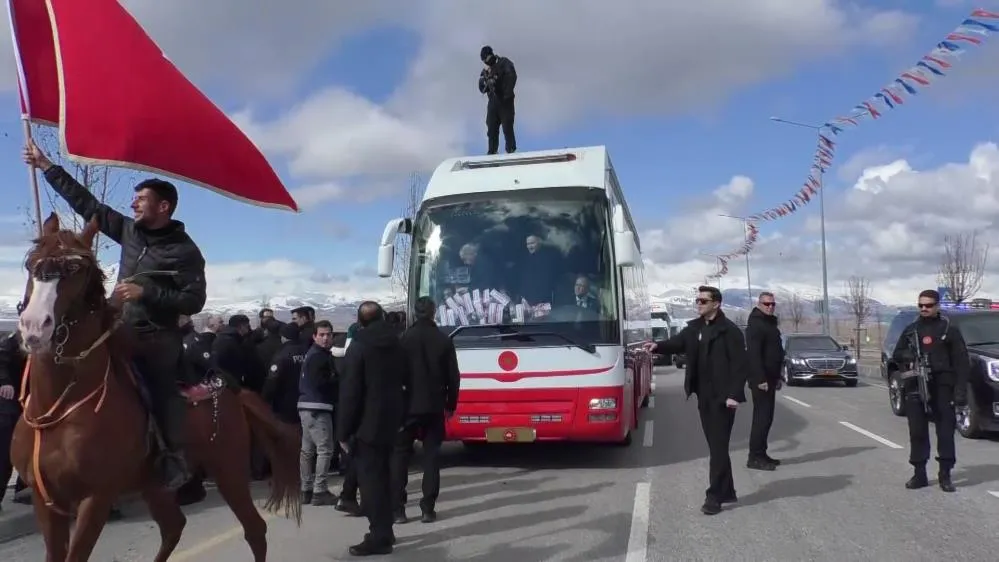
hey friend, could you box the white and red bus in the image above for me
[376,146,652,445]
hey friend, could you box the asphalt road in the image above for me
[1,367,997,561]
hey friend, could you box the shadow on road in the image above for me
[952,464,999,487]
[778,446,877,466]
[734,474,853,508]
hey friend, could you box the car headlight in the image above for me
[846,356,857,365]
[987,360,999,383]
[791,358,805,366]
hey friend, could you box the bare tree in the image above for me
[844,276,872,358]
[787,292,805,332]
[391,172,424,296]
[937,232,989,303]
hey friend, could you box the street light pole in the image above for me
[769,117,831,336]
[718,214,753,303]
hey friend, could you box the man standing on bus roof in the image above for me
[642,286,748,515]
[744,291,784,471]
[478,45,517,155]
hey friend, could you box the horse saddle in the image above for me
[128,361,224,407]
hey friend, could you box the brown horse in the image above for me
[11,213,301,562]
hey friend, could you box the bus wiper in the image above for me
[474,331,597,354]
[448,324,520,340]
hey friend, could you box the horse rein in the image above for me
[17,248,177,514]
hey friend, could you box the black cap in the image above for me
[279,322,300,341]
[480,45,493,61]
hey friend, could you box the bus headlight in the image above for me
[589,398,617,410]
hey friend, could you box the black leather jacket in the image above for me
[43,166,207,332]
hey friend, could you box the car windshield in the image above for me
[955,314,999,346]
[409,188,619,348]
[787,336,841,352]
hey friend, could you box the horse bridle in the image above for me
[22,251,114,365]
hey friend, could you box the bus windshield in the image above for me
[409,189,619,348]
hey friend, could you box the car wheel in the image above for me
[888,371,906,417]
[845,379,858,387]
[957,385,983,440]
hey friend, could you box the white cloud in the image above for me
[232,1,918,201]
[644,142,999,306]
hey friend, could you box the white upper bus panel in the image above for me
[423,146,611,202]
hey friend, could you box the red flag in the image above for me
[7,0,59,124]
[29,0,298,211]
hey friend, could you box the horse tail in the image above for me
[236,390,303,526]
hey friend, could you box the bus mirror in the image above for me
[614,230,637,267]
[377,244,394,277]
[377,218,410,278]
[612,204,627,232]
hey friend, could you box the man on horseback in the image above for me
[23,142,208,491]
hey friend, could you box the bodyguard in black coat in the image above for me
[390,297,460,523]
[644,286,748,515]
[744,294,785,470]
[337,302,409,556]
[0,331,26,505]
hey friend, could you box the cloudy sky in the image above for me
[2,0,999,307]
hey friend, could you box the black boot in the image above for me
[938,468,956,493]
[157,393,191,491]
[905,465,929,490]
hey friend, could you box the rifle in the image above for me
[899,318,949,415]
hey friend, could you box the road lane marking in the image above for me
[782,395,812,408]
[866,382,888,390]
[839,421,903,449]
[625,483,650,562]
[642,420,654,447]
[648,396,655,408]
[988,491,999,499]
[172,512,276,561]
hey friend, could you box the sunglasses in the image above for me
[695,298,715,305]
[760,302,776,307]
[918,303,937,309]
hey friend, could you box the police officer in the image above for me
[263,323,307,425]
[478,45,517,155]
[891,289,970,492]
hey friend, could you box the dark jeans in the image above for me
[698,399,737,502]
[356,440,394,544]
[0,413,16,502]
[906,381,957,469]
[390,414,445,512]
[749,383,777,459]
[132,329,187,452]
[486,97,516,154]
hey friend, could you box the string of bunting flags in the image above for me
[709,8,997,279]
[709,222,759,279]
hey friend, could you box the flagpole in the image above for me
[22,119,43,237]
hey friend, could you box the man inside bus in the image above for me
[453,243,495,292]
[518,234,558,304]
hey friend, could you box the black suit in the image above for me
[337,320,409,546]
[744,308,784,460]
[391,318,461,515]
[653,311,748,503]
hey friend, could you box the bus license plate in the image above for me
[485,427,536,443]
[818,369,837,377]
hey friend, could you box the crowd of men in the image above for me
[1,297,459,556]
[644,286,968,515]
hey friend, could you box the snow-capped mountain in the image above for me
[652,285,896,320]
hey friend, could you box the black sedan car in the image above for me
[781,333,859,387]
[880,307,999,439]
